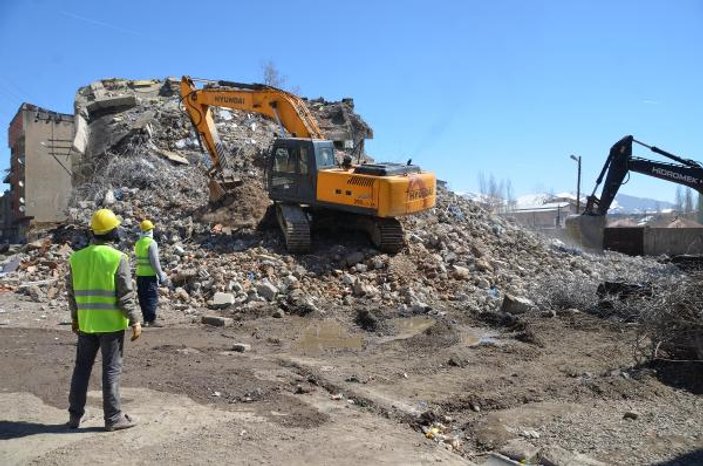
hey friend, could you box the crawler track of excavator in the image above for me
[276,203,311,253]
[366,217,404,253]
[313,210,405,253]
[276,205,405,254]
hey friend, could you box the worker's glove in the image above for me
[130,323,142,341]
[71,320,80,335]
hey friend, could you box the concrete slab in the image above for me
[86,95,137,115]
[201,315,233,327]
[153,146,189,165]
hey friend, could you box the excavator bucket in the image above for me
[207,169,242,205]
[208,179,228,204]
[564,214,606,250]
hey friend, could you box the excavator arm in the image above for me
[569,135,702,250]
[584,135,703,215]
[180,76,324,173]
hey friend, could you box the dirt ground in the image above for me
[1,292,702,465]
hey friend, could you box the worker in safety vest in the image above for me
[134,219,168,327]
[67,208,141,431]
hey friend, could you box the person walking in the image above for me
[67,208,141,431]
[134,219,168,327]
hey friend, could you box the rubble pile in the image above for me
[0,77,685,327]
[68,77,373,231]
[306,97,373,150]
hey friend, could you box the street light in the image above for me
[570,154,582,214]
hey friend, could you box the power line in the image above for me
[0,78,27,103]
[0,86,22,110]
[1,76,36,103]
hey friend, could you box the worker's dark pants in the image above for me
[68,330,125,425]
[137,276,159,323]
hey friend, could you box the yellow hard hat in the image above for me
[140,219,155,231]
[90,209,121,235]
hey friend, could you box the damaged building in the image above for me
[3,77,373,242]
[5,104,75,241]
[68,77,374,181]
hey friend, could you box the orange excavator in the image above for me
[180,76,436,253]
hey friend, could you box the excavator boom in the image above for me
[568,135,702,249]
[584,135,703,216]
[180,76,324,172]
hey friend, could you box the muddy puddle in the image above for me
[295,321,364,354]
[386,317,500,346]
[393,316,435,338]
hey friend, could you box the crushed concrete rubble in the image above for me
[2,76,700,466]
[0,76,685,328]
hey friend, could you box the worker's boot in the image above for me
[67,413,83,429]
[105,414,137,432]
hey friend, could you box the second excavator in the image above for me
[566,135,703,249]
[180,76,436,253]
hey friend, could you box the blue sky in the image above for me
[1,0,702,203]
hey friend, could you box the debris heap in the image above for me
[0,78,690,343]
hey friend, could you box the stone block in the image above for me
[500,294,534,315]
[257,281,278,301]
[452,265,471,279]
[201,315,233,327]
[211,292,235,308]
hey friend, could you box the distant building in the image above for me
[0,190,12,239]
[501,194,580,229]
[6,103,75,241]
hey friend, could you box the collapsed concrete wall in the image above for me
[644,228,703,256]
[306,97,373,150]
[604,226,703,256]
[70,77,374,183]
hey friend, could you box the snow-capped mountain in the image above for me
[459,190,674,214]
[609,193,675,214]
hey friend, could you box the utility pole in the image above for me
[570,154,582,214]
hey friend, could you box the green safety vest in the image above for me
[69,244,128,333]
[134,236,156,277]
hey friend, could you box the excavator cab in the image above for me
[267,138,336,205]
